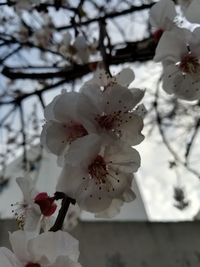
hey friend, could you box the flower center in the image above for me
[88,155,108,184]
[34,192,57,217]
[63,123,88,143]
[25,263,41,267]
[179,53,200,74]
[95,112,122,131]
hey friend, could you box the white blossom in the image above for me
[41,68,145,166]
[0,230,81,267]
[41,91,91,166]
[59,33,90,63]
[79,68,145,146]
[12,177,57,232]
[154,27,200,100]
[56,134,139,213]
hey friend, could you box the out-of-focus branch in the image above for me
[98,19,111,74]
[2,37,156,80]
[185,117,200,163]
[154,78,200,179]
[0,79,68,105]
[56,3,154,31]
[18,103,27,170]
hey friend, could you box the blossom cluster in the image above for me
[0,230,81,267]
[41,67,145,216]
[0,67,145,267]
[150,0,200,101]
[0,174,82,267]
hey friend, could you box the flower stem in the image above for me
[50,192,76,232]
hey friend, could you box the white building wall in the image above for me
[0,220,200,267]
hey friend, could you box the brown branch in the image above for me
[0,79,68,105]
[56,3,154,31]
[2,37,156,80]
[18,102,28,171]
[50,193,76,232]
[98,20,111,75]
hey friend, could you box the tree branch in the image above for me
[50,194,76,232]
[2,37,156,80]
[56,3,154,31]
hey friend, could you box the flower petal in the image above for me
[16,176,37,203]
[28,231,79,264]
[135,104,147,118]
[56,164,88,199]
[0,247,21,267]
[64,134,101,167]
[80,83,104,113]
[104,84,136,114]
[119,113,144,145]
[9,230,35,263]
[24,207,42,233]
[53,92,79,122]
[41,121,67,156]
[154,28,189,62]
[76,179,112,213]
[95,198,123,218]
[173,74,200,101]
[44,94,60,120]
[122,188,136,202]
[149,0,176,29]
[185,0,200,24]
[129,88,145,106]
[162,64,179,94]
[115,68,135,87]
[105,144,141,173]
[92,68,111,87]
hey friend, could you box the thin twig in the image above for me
[185,117,200,163]
[154,78,200,179]
[50,194,76,232]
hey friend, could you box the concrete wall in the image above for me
[1,220,200,267]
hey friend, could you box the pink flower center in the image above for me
[34,192,57,217]
[96,112,122,131]
[25,263,41,267]
[63,123,88,143]
[88,155,108,184]
[179,53,200,74]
